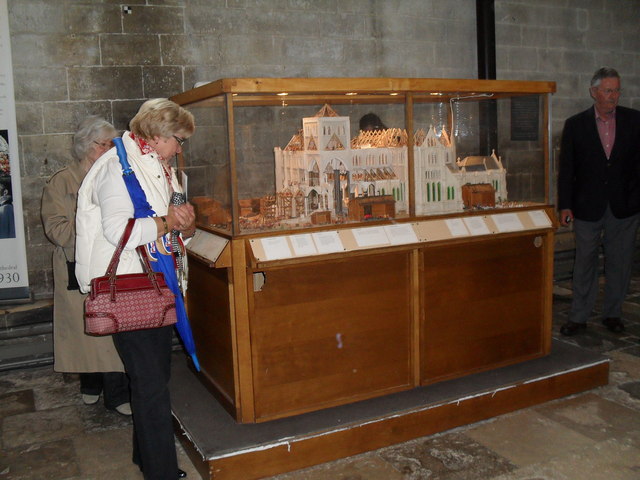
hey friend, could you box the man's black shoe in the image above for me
[602,317,625,333]
[560,321,587,336]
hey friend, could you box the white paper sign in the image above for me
[463,216,491,236]
[492,213,524,232]
[445,218,469,237]
[186,229,228,263]
[528,210,551,227]
[289,233,317,256]
[384,223,419,245]
[312,231,344,254]
[261,236,292,260]
[352,226,389,247]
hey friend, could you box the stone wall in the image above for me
[6,0,640,299]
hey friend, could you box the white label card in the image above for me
[289,233,317,256]
[261,236,292,260]
[181,171,188,197]
[187,230,228,263]
[352,226,389,247]
[384,223,419,245]
[312,231,344,254]
[463,216,491,235]
[445,218,469,237]
[528,210,551,227]
[492,213,524,232]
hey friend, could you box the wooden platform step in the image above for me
[170,340,609,480]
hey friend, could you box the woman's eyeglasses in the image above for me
[173,135,186,146]
[93,140,112,149]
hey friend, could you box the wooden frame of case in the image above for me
[172,78,557,423]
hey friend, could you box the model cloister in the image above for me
[272,104,507,221]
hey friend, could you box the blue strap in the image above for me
[113,137,133,175]
[112,136,154,219]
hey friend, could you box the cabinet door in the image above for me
[187,260,236,413]
[251,251,413,421]
[421,234,548,385]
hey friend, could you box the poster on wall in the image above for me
[0,0,31,301]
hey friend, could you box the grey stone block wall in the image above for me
[6,0,640,299]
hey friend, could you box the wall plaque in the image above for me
[511,95,539,141]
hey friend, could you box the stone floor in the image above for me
[2,276,640,480]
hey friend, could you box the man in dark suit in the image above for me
[558,67,640,336]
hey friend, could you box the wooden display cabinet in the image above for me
[172,78,557,423]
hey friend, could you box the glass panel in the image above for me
[178,83,551,237]
[233,98,407,234]
[412,93,546,215]
[498,94,547,205]
[182,95,232,234]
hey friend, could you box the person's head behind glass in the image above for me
[359,113,387,132]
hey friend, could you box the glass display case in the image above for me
[173,78,553,237]
[171,78,557,424]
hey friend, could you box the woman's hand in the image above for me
[156,203,196,238]
[167,203,196,234]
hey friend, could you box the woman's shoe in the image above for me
[139,466,186,478]
[82,394,100,405]
[114,402,132,416]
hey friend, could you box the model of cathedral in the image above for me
[273,104,507,221]
[414,127,508,215]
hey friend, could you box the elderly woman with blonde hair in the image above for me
[76,99,196,480]
[41,116,131,414]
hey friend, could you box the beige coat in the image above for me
[41,161,124,373]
